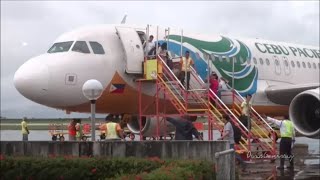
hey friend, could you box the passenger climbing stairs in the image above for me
[153,55,277,160]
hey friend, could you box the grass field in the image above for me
[0,117,210,131]
[0,118,105,130]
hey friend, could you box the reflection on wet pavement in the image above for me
[239,155,320,179]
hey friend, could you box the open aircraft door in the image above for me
[273,55,281,75]
[116,26,144,74]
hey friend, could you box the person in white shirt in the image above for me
[143,35,155,58]
[218,77,229,99]
[159,42,173,69]
[218,115,247,171]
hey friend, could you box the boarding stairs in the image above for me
[155,55,277,159]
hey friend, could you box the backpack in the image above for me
[232,122,242,138]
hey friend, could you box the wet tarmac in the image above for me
[239,157,319,180]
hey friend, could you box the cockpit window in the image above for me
[47,41,74,53]
[89,41,105,54]
[72,41,90,54]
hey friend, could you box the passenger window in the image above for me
[233,57,237,63]
[259,58,264,65]
[291,61,295,68]
[213,55,218,61]
[266,58,270,65]
[247,58,251,64]
[47,41,74,53]
[302,62,306,68]
[296,61,300,68]
[89,42,105,54]
[318,63,320,69]
[72,41,90,54]
[225,57,230,63]
[253,57,257,64]
[239,57,244,63]
[313,63,316,69]
[275,59,280,66]
[212,55,217,62]
[284,60,289,67]
[219,56,223,62]
[307,62,311,68]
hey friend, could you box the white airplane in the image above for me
[13,23,320,139]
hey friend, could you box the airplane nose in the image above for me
[14,58,49,102]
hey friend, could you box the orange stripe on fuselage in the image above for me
[225,104,289,117]
[251,105,288,117]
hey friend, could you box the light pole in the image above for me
[82,79,103,141]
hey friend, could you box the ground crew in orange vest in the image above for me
[179,50,194,90]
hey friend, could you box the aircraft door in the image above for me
[115,26,144,74]
[273,56,281,75]
[282,56,291,76]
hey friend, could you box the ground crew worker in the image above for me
[262,114,295,169]
[21,117,29,141]
[179,51,194,90]
[99,114,125,140]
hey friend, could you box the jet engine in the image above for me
[127,116,176,137]
[289,88,320,139]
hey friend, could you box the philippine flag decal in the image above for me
[109,84,125,94]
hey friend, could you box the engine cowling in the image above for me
[127,116,176,137]
[289,88,320,139]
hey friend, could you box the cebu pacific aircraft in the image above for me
[13,23,320,139]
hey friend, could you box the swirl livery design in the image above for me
[160,35,258,96]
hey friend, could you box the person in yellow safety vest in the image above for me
[262,114,295,169]
[75,119,83,141]
[99,114,125,141]
[240,94,253,131]
[179,50,194,90]
[21,117,30,141]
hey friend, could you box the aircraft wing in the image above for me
[265,83,320,105]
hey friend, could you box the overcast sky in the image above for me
[1,1,319,119]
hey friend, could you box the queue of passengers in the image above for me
[143,35,230,93]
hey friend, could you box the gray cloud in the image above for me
[1,1,319,118]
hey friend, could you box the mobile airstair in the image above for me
[149,55,277,158]
[117,25,278,159]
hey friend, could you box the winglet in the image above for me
[121,14,127,24]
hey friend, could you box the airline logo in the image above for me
[109,84,125,93]
[162,35,257,96]
[255,42,320,59]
